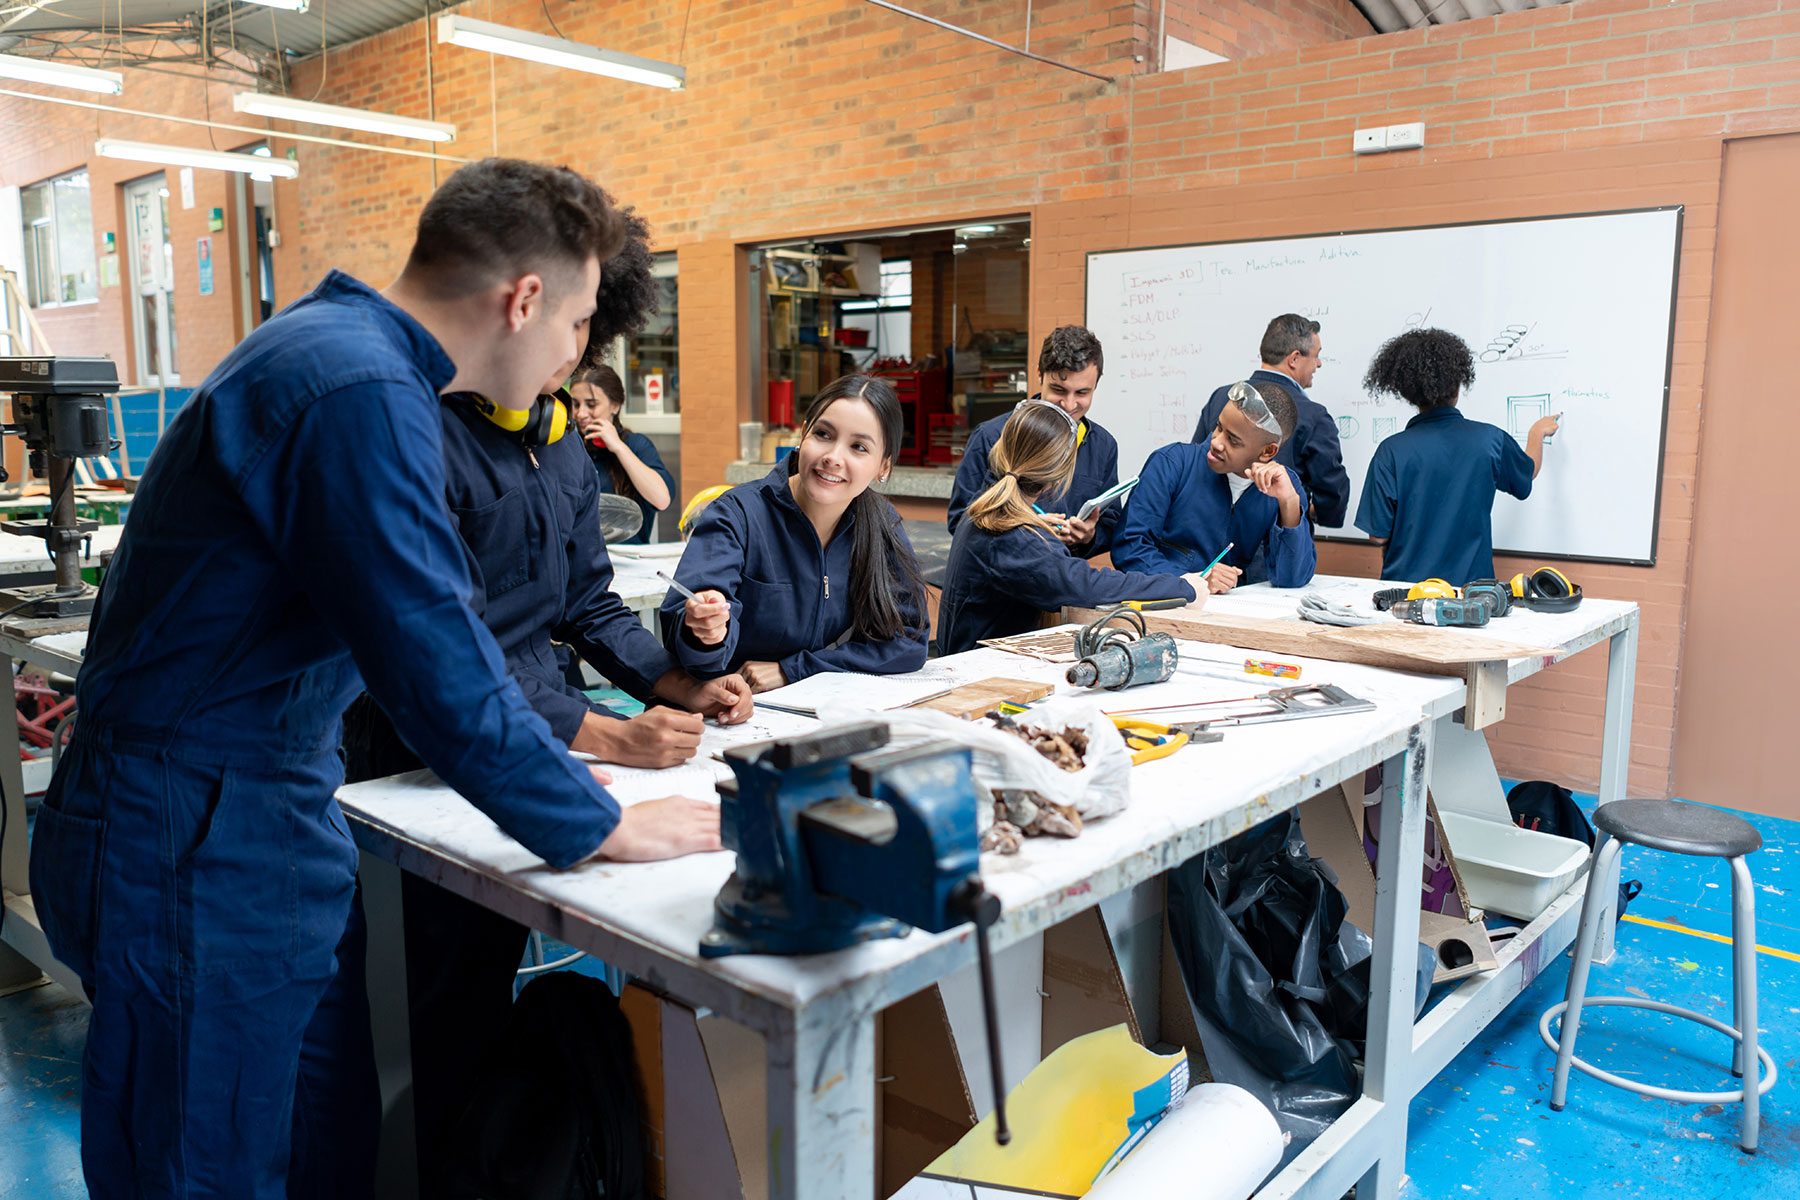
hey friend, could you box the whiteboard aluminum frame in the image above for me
[1085,205,1685,568]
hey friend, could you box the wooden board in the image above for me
[1063,607,1554,678]
[908,677,1056,720]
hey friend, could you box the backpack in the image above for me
[1507,781,1642,918]
[447,971,648,1199]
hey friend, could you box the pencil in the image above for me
[1199,542,1236,575]
[657,570,700,602]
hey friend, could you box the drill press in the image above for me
[0,357,120,619]
[705,721,1013,1143]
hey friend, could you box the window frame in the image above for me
[20,168,99,311]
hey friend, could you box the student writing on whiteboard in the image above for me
[947,325,1121,557]
[1113,381,1315,593]
[1354,328,1560,586]
[936,400,1202,655]
[1188,314,1349,538]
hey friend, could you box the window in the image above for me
[20,170,97,308]
[841,260,912,312]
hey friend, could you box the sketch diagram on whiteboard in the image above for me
[1336,415,1360,441]
[1507,394,1553,443]
[1371,416,1399,442]
[1479,322,1569,364]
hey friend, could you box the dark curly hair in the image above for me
[582,198,658,363]
[1362,328,1475,410]
[1038,324,1104,380]
[1250,380,1298,445]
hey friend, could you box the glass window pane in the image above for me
[624,254,678,415]
[20,183,53,307]
[52,171,96,303]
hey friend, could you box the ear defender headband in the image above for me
[468,391,570,448]
[1373,578,1456,611]
[1509,566,1584,613]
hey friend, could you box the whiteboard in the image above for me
[1085,208,1682,565]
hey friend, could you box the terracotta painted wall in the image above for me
[1673,132,1800,821]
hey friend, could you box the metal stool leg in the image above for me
[1729,855,1760,1154]
[1552,836,1623,1111]
[1731,871,1746,1080]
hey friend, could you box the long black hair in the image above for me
[571,363,638,500]
[1363,328,1475,410]
[793,374,927,644]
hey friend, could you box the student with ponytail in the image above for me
[661,374,929,691]
[936,400,1205,655]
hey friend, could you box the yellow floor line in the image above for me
[1621,913,1800,964]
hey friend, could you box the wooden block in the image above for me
[1418,910,1499,983]
[907,677,1055,720]
[1463,660,1509,730]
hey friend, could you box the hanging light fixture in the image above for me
[0,52,122,95]
[95,139,299,179]
[232,92,455,143]
[435,14,685,90]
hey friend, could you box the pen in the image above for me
[1199,542,1236,575]
[657,570,700,602]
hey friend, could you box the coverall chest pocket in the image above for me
[453,489,531,599]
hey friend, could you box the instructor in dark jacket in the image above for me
[1191,313,1350,532]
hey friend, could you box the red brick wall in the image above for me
[0,62,297,381]
[1160,0,1375,61]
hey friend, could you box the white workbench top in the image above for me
[339,638,1440,1022]
[0,524,123,576]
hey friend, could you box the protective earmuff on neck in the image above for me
[1508,566,1583,613]
[467,391,569,448]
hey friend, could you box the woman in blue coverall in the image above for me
[569,363,674,544]
[937,399,1204,655]
[662,373,930,692]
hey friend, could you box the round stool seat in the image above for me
[1594,798,1761,859]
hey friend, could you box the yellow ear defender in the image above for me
[1508,566,1584,613]
[1373,578,1457,611]
[467,391,570,448]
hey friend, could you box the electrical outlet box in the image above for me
[1353,127,1388,154]
[1386,122,1426,150]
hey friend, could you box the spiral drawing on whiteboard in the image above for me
[1480,321,1569,364]
[1336,415,1360,441]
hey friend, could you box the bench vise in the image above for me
[704,720,1012,1141]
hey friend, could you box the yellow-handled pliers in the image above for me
[1112,716,1190,765]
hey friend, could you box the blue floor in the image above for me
[4,794,1795,1198]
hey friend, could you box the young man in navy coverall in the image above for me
[28,159,719,1198]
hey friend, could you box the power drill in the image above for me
[1067,605,1179,690]
[1389,597,1491,628]
[1462,578,1513,619]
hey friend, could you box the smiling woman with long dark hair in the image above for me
[658,373,928,692]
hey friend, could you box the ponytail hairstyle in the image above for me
[967,400,1080,538]
[794,374,927,643]
[570,363,638,500]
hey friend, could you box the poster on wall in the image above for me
[197,236,214,297]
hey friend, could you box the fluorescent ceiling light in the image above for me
[95,138,299,179]
[232,92,455,143]
[436,14,684,90]
[241,0,308,11]
[956,224,999,237]
[0,52,122,95]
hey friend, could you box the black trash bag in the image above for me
[446,971,648,1200]
[1508,780,1643,917]
[1167,810,1431,1153]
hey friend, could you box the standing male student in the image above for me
[28,159,718,1199]
[947,325,1121,557]
[1190,313,1349,531]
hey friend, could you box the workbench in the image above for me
[0,524,122,581]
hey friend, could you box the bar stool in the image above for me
[1539,799,1777,1153]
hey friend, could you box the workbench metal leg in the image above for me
[1591,622,1638,966]
[764,1001,878,1200]
[0,658,50,992]
[1358,725,1433,1200]
[359,852,419,1200]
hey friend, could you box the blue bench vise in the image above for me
[703,720,1012,1142]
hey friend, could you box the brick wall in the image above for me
[1159,0,1375,62]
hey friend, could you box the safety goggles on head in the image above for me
[1227,380,1284,440]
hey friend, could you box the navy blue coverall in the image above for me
[659,465,928,681]
[341,394,679,1197]
[947,404,1122,556]
[1112,443,1318,589]
[28,272,621,1198]
[935,521,1195,655]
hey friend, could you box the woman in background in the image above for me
[570,363,674,544]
